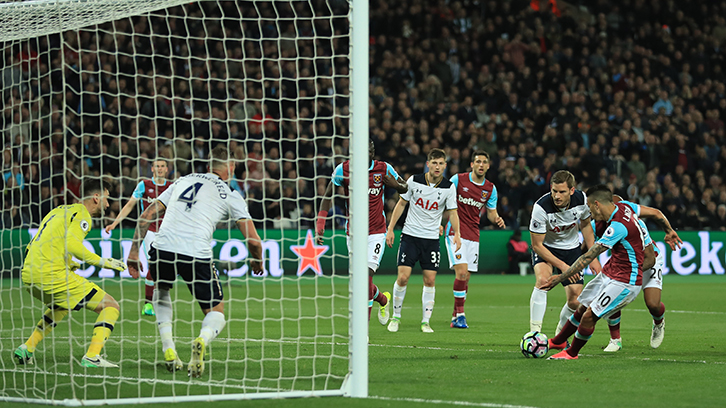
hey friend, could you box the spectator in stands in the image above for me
[506,230,530,275]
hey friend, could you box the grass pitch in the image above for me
[1,273,724,408]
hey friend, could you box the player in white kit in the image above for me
[385,148,461,333]
[528,170,601,335]
[127,146,263,377]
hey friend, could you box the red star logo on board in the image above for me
[290,230,329,276]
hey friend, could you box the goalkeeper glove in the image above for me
[98,257,127,272]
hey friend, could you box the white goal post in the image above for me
[0,0,369,404]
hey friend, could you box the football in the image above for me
[520,331,549,358]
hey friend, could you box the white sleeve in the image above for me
[529,204,547,234]
[228,190,252,220]
[446,184,458,210]
[580,192,592,220]
[400,176,414,201]
[157,180,177,207]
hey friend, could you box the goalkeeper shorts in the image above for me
[23,270,106,311]
[148,246,224,310]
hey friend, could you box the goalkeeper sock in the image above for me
[154,288,175,352]
[392,282,406,319]
[144,278,154,303]
[199,311,226,344]
[86,307,119,358]
[607,311,621,339]
[529,287,547,332]
[25,307,69,353]
[421,286,435,324]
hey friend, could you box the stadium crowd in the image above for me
[2,0,726,233]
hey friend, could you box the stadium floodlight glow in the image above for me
[0,0,368,404]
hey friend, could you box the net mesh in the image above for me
[0,0,354,403]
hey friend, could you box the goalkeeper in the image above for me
[14,179,128,368]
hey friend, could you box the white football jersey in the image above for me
[529,190,590,250]
[153,173,251,258]
[400,173,457,239]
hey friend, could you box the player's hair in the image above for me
[210,145,230,170]
[551,170,575,188]
[471,150,490,162]
[427,148,446,161]
[81,178,110,198]
[152,157,167,165]
[585,184,614,204]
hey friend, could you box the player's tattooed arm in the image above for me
[619,198,683,250]
[543,244,608,290]
[383,174,408,194]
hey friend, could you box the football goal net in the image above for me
[0,0,369,404]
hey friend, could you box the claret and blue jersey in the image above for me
[445,172,497,242]
[331,160,400,235]
[595,202,649,285]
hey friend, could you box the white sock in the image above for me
[557,303,576,334]
[154,288,175,352]
[421,286,435,323]
[529,287,547,332]
[392,282,407,318]
[199,311,226,344]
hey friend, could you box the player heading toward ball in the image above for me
[316,140,408,325]
[546,185,656,360]
[445,150,505,329]
[127,146,263,377]
[14,179,127,368]
[105,158,171,317]
[386,148,460,333]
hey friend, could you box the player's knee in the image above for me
[100,295,119,312]
[567,299,580,310]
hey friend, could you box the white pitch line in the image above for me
[0,367,282,392]
[370,395,541,408]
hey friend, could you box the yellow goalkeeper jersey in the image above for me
[22,203,102,286]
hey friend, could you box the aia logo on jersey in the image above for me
[373,173,382,186]
[414,198,439,211]
[552,223,576,233]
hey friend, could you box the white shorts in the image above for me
[578,272,641,319]
[445,236,479,272]
[347,233,386,272]
[141,230,156,279]
[642,248,664,290]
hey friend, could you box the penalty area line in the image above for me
[370,395,541,408]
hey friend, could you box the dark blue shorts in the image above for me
[531,245,584,286]
[397,233,441,272]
